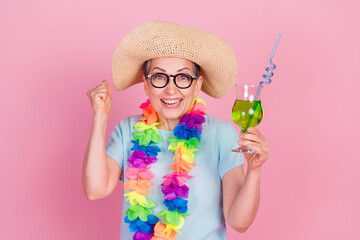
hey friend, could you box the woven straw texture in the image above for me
[112,21,237,99]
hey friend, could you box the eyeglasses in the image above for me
[146,73,197,89]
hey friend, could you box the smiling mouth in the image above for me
[161,99,182,106]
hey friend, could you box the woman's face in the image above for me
[143,57,203,126]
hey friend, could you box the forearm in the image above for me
[82,112,110,199]
[227,166,261,232]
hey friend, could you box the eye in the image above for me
[178,74,191,81]
[153,73,166,80]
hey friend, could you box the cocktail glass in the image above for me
[231,84,263,153]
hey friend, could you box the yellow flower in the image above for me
[134,122,160,133]
[188,96,206,110]
[169,142,198,163]
[163,224,182,236]
[124,191,148,206]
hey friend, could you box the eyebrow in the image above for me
[151,67,192,72]
[177,67,191,72]
[152,67,166,72]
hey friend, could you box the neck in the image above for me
[157,117,179,131]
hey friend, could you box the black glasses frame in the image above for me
[146,73,197,89]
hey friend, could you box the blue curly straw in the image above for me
[255,34,281,100]
[243,34,281,132]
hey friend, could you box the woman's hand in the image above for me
[87,80,112,114]
[239,127,269,170]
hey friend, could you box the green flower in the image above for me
[132,129,162,146]
[125,200,156,221]
[158,209,190,226]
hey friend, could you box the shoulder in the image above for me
[204,114,234,131]
[115,115,141,130]
[203,114,238,140]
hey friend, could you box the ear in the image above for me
[143,76,149,97]
[193,76,203,97]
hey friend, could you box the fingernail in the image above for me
[238,140,243,144]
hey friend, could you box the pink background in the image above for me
[1,0,359,239]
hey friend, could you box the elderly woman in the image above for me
[83,21,269,240]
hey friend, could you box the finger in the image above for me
[90,91,106,100]
[243,140,268,154]
[241,133,263,144]
[246,127,263,137]
[93,84,108,92]
[92,81,109,90]
[103,80,112,94]
[243,128,266,142]
[246,143,268,161]
[241,135,268,150]
[91,84,110,95]
[89,89,107,98]
[96,92,106,101]
[92,88,108,94]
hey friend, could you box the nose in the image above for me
[165,76,177,95]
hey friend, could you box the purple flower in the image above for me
[128,150,158,168]
[179,114,205,133]
[161,183,189,200]
[133,231,153,240]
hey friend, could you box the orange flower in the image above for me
[170,148,196,172]
[171,160,196,173]
[151,222,177,240]
[123,178,153,196]
[139,103,158,125]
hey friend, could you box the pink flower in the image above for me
[163,172,193,186]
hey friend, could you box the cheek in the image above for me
[147,88,164,103]
[187,85,200,99]
[182,89,197,107]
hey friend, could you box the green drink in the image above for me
[231,84,264,153]
[232,100,263,132]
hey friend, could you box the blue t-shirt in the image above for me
[106,114,244,240]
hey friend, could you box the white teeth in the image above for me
[161,99,182,105]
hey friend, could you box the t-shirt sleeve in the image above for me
[106,124,124,180]
[218,123,244,179]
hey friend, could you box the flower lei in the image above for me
[123,97,206,240]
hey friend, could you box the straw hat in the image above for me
[112,21,237,99]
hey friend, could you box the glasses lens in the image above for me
[175,74,193,88]
[151,73,168,88]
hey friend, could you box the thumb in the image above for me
[103,80,112,94]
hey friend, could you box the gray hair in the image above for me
[143,59,201,78]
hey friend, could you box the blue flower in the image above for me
[173,123,201,141]
[163,198,188,214]
[124,215,159,233]
[131,140,161,157]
